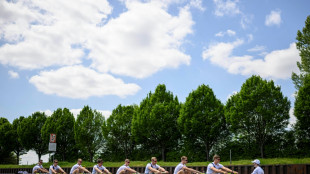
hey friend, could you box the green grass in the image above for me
[0,158,309,169]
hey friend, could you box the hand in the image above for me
[233,172,238,174]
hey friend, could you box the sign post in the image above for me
[48,134,57,161]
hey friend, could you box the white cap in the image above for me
[252,159,260,165]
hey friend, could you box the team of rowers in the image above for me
[32,155,264,174]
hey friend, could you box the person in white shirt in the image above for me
[173,156,200,174]
[92,159,111,174]
[49,159,66,174]
[32,159,49,174]
[206,155,238,174]
[144,157,168,174]
[70,158,91,174]
[251,159,264,174]
[116,159,138,174]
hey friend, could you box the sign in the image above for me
[50,134,56,143]
[49,143,57,151]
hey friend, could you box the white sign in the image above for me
[49,143,57,151]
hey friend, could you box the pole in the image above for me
[230,149,232,165]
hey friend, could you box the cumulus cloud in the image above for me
[265,10,282,26]
[29,66,141,99]
[202,40,300,79]
[8,70,19,79]
[288,108,296,129]
[215,29,236,37]
[70,108,111,120]
[213,0,240,17]
[0,0,193,79]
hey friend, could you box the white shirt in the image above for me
[70,164,82,174]
[174,163,186,174]
[116,164,130,174]
[49,165,60,174]
[145,163,160,173]
[92,164,106,174]
[206,162,223,174]
[252,166,264,174]
[32,164,43,174]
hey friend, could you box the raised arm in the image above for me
[221,166,238,174]
[59,167,67,174]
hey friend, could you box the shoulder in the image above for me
[94,165,98,168]
[156,164,160,167]
[219,164,224,168]
[207,163,213,167]
[146,163,151,167]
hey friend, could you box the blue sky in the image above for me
[0,0,309,127]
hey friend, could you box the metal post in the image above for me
[230,149,232,165]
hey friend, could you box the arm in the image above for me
[182,167,200,173]
[104,168,112,174]
[159,167,168,173]
[221,166,238,174]
[59,167,67,174]
[38,167,49,173]
[210,167,227,174]
[125,168,138,173]
[148,166,161,173]
[95,167,104,174]
[50,167,57,174]
[79,166,91,174]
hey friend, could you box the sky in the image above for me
[1,0,309,127]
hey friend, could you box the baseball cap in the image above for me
[252,159,260,165]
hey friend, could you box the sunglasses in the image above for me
[127,162,130,163]
[217,159,221,161]
[54,162,58,163]
[153,161,157,162]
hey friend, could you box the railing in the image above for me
[1,164,309,174]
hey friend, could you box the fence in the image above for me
[1,164,309,174]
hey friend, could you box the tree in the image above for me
[17,112,48,161]
[75,106,104,162]
[0,117,14,163]
[294,74,310,156]
[102,104,136,160]
[11,116,26,164]
[225,75,290,158]
[178,84,227,161]
[132,84,181,161]
[41,108,76,161]
[292,15,310,89]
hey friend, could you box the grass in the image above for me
[0,158,309,169]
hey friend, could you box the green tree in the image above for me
[132,84,180,161]
[102,104,136,160]
[225,75,290,158]
[17,112,48,161]
[11,116,26,164]
[178,84,226,161]
[292,15,310,89]
[75,106,104,162]
[41,108,76,161]
[294,74,310,156]
[0,117,14,163]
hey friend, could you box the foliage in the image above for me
[17,112,48,161]
[132,84,181,161]
[292,15,310,89]
[11,116,26,164]
[75,106,104,162]
[0,117,14,164]
[178,84,227,161]
[225,75,290,158]
[102,104,136,161]
[294,74,310,156]
[41,108,77,161]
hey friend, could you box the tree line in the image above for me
[0,16,309,164]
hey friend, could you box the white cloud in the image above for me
[226,91,238,100]
[8,70,19,79]
[247,34,253,42]
[29,65,141,99]
[213,0,240,17]
[188,0,205,11]
[215,29,236,37]
[202,40,300,79]
[265,10,282,26]
[43,109,53,116]
[247,45,266,52]
[240,14,253,29]
[70,108,111,120]
[288,108,296,129]
[0,0,193,79]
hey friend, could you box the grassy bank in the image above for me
[0,158,309,169]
